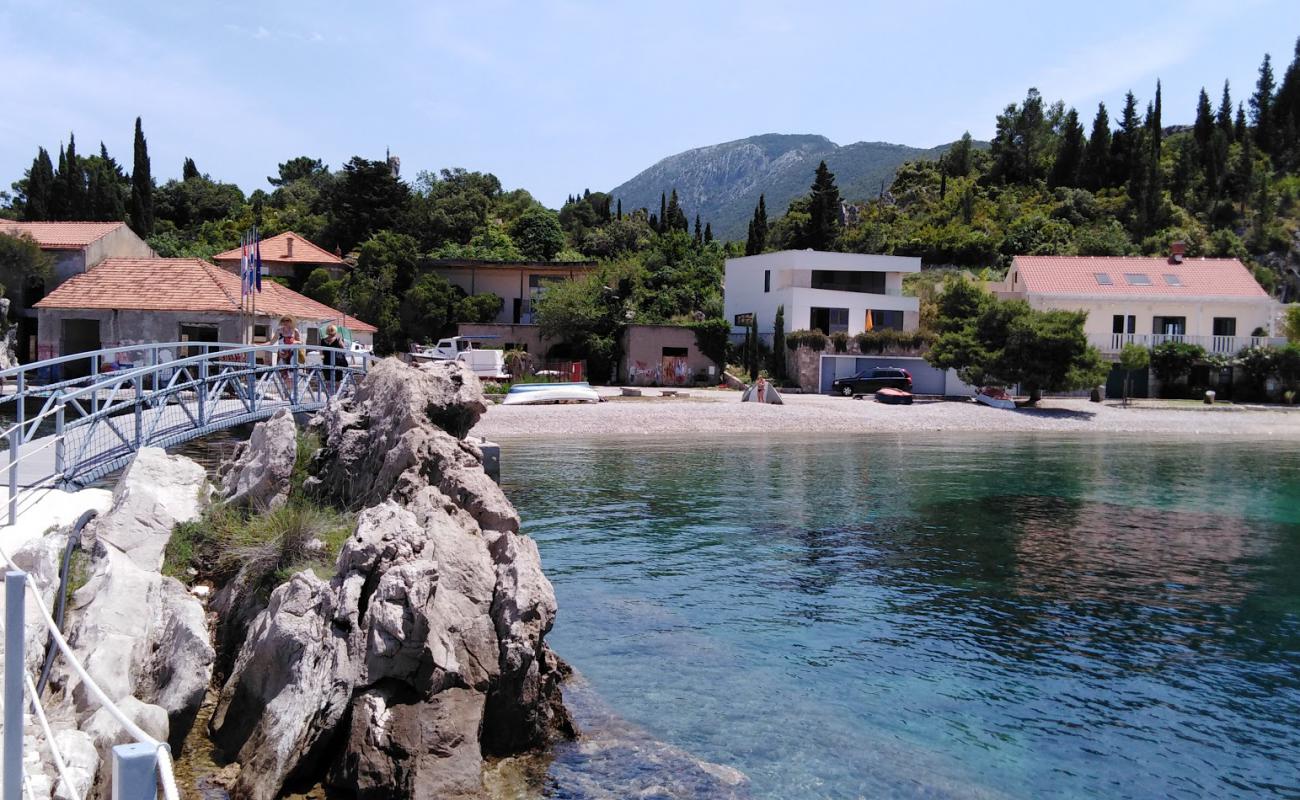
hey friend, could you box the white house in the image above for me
[724,250,921,336]
[1000,249,1285,357]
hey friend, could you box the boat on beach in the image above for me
[501,382,601,405]
[874,387,914,405]
[974,386,1016,410]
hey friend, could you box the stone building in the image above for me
[212,231,348,288]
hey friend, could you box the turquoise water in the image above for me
[502,434,1300,799]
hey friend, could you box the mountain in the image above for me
[608,133,966,241]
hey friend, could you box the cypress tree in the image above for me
[805,161,841,250]
[23,148,55,221]
[130,117,154,236]
[1250,53,1276,153]
[1193,88,1215,158]
[51,146,68,219]
[1078,103,1111,191]
[1216,80,1235,142]
[704,222,713,244]
[746,219,757,255]
[693,213,702,245]
[666,189,687,232]
[770,304,785,380]
[1049,107,1084,188]
[616,198,622,220]
[649,213,659,231]
[748,314,759,381]
[755,195,767,249]
[658,192,667,234]
[182,157,200,181]
[61,133,85,219]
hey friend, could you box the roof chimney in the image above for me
[1169,241,1185,264]
[286,235,294,258]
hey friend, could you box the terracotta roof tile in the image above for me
[1012,256,1270,299]
[212,231,344,265]
[33,258,377,333]
[0,221,126,249]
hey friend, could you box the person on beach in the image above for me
[321,324,347,386]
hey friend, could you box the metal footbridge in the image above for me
[0,342,373,799]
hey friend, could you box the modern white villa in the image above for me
[998,247,1285,356]
[724,250,921,336]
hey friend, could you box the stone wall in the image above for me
[786,340,932,392]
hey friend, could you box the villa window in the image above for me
[764,270,770,293]
[810,307,849,335]
[1112,315,1135,335]
[865,310,904,331]
[1212,317,1237,337]
[810,270,886,294]
[1153,316,1186,336]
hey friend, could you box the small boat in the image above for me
[501,382,601,406]
[874,387,913,405]
[974,386,1016,410]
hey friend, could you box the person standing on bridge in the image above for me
[321,324,347,389]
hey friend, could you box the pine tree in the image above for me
[1231,129,1256,213]
[1193,88,1215,158]
[665,189,688,232]
[182,157,200,181]
[22,148,55,221]
[805,161,841,250]
[1250,53,1277,153]
[1049,107,1084,188]
[130,117,154,236]
[1110,92,1141,187]
[703,222,713,244]
[1216,80,1235,142]
[1169,138,1194,207]
[1078,103,1111,191]
[1235,102,1247,142]
[693,213,702,245]
[1275,37,1300,164]
[1132,97,1163,235]
[61,133,85,219]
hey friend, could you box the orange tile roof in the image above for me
[33,258,377,332]
[1012,256,1270,299]
[212,231,344,265]
[0,221,127,249]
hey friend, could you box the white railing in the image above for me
[1095,333,1289,354]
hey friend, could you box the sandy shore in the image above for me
[470,387,1300,439]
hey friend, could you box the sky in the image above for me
[2,0,1298,209]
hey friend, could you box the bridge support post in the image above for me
[4,570,26,800]
[134,376,143,450]
[14,373,24,436]
[6,430,16,527]
[247,351,257,414]
[111,742,158,800]
[197,349,208,428]
[54,405,65,488]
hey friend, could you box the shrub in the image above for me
[830,331,850,353]
[854,329,936,354]
[785,329,828,351]
[689,317,730,368]
[1237,345,1280,399]
[1150,341,1205,396]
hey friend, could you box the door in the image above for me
[179,324,220,358]
[60,318,101,379]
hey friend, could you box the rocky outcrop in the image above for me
[210,358,572,800]
[32,449,215,797]
[218,408,298,511]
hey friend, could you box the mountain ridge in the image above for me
[608,133,968,241]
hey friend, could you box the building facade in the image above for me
[1000,252,1284,357]
[724,250,921,337]
[32,258,374,368]
[426,258,598,325]
[212,231,348,288]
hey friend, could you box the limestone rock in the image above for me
[94,447,208,572]
[219,408,298,511]
[138,577,216,751]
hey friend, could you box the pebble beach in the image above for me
[471,388,1300,439]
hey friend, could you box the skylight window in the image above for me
[1162,274,1183,286]
[1094,273,1113,285]
[1124,273,1152,286]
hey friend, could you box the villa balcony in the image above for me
[1092,333,1289,355]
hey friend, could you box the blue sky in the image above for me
[2,1,1297,208]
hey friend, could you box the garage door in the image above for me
[818,355,948,395]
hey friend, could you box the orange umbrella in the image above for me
[865,309,874,331]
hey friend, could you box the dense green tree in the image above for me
[946,132,974,177]
[703,222,713,244]
[1150,341,1206,395]
[155,175,246,230]
[269,157,328,187]
[21,148,55,221]
[534,270,627,379]
[665,189,688,233]
[399,271,461,345]
[1048,108,1084,188]
[1193,88,1216,161]
[182,158,200,181]
[989,88,1050,184]
[130,117,154,236]
[456,292,503,323]
[0,232,53,316]
[84,144,127,221]
[510,206,565,261]
[407,168,499,250]
[1078,103,1111,191]
[1118,343,1150,405]
[804,161,841,250]
[745,195,768,255]
[1110,91,1141,187]
[1250,53,1277,153]
[1276,39,1300,162]
[301,267,340,309]
[1216,80,1236,142]
[326,157,412,252]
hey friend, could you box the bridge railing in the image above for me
[2,342,376,526]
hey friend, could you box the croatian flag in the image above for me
[253,228,263,292]
[240,233,250,298]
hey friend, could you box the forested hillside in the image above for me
[608,133,958,241]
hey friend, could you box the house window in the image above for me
[179,324,220,357]
[865,310,904,331]
[1212,317,1237,336]
[1162,274,1183,286]
[764,270,770,293]
[1124,273,1152,286]
[1153,316,1186,335]
[1094,273,1113,285]
[253,324,269,342]
[1112,315,1135,334]
[810,307,849,334]
[810,270,886,294]
[662,347,688,357]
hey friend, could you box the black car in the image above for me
[830,367,913,397]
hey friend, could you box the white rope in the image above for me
[23,670,81,800]
[0,544,181,800]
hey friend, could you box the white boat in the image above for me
[974,386,1016,410]
[501,383,601,405]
